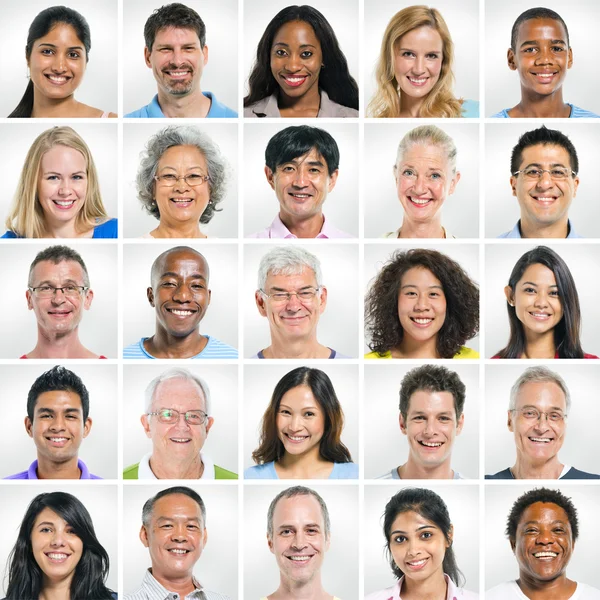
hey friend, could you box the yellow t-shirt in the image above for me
[364,346,479,359]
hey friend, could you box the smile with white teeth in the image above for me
[168,309,194,316]
[534,551,558,558]
[410,197,432,205]
[47,552,69,560]
[419,441,442,447]
[411,317,433,324]
[168,548,189,554]
[284,76,306,82]
[529,437,552,443]
[407,76,428,84]
[529,312,550,319]
[290,193,311,198]
[288,555,311,561]
[49,437,68,442]
[166,71,191,77]
[286,434,308,441]
[406,558,427,566]
[46,75,70,83]
[53,200,75,207]
[171,198,193,203]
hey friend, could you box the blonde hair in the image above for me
[5,127,107,238]
[395,125,458,172]
[368,6,463,118]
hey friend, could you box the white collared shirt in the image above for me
[137,452,216,480]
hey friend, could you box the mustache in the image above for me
[162,62,194,73]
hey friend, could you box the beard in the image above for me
[161,63,195,96]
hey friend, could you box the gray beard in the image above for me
[165,81,195,96]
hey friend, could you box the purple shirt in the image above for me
[247,214,353,239]
[4,459,102,479]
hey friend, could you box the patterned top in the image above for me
[124,569,231,600]
[123,336,238,359]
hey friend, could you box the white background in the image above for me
[122,122,238,238]
[0,363,117,479]
[122,363,238,474]
[122,242,239,352]
[364,122,479,238]
[363,363,479,479]
[122,484,238,598]
[243,243,359,358]
[364,484,479,595]
[485,0,600,117]
[242,363,359,472]
[485,122,600,238]
[0,0,118,117]
[123,0,239,116]
[244,484,358,599]
[243,122,359,237]
[363,0,479,112]
[484,243,600,358]
[0,242,118,358]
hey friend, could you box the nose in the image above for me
[284,292,303,311]
[291,531,307,550]
[290,414,302,431]
[411,174,427,195]
[172,283,192,303]
[406,536,422,557]
[58,181,73,196]
[536,528,554,545]
[535,45,553,64]
[413,55,425,74]
[284,52,302,72]
[50,529,66,547]
[533,291,549,308]
[535,170,554,189]
[171,523,188,542]
[52,52,67,73]
[423,417,436,436]
[49,415,67,431]
[172,47,185,66]
[173,176,191,192]
[414,293,430,311]
[293,167,309,188]
[51,288,67,305]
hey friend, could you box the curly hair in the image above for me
[365,249,479,358]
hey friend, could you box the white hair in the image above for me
[257,246,323,291]
[509,366,571,414]
[144,367,212,415]
[395,125,458,173]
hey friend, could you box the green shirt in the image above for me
[123,462,238,479]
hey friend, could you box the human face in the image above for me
[268,495,329,586]
[154,145,210,229]
[145,27,208,96]
[394,26,443,100]
[400,390,463,470]
[389,511,449,583]
[26,260,93,337]
[395,144,459,224]
[26,390,91,465]
[398,267,447,349]
[256,269,327,343]
[266,148,338,223]
[142,377,214,465]
[508,381,567,465]
[28,23,87,101]
[31,507,83,585]
[148,249,211,338]
[38,146,87,229]
[510,145,579,230]
[271,20,323,100]
[505,263,563,337]
[140,493,207,581]
[512,502,574,583]
[508,18,572,96]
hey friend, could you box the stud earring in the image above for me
[26,67,30,79]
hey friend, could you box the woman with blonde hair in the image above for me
[2,127,116,238]
[368,6,478,118]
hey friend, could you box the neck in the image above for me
[150,567,196,597]
[393,336,440,359]
[263,335,329,359]
[398,217,445,239]
[149,452,204,479]
[31,92,80,118]
[39,575,74,600]
[36,454,81,479]
[399,457,454,480]
[271,573,329,600]
[152,221,205,239]
[145,329,208,358]
[512,88,569,118]
[399,91,425,118]
[400,571,448,600]
[45,218,92,239]
[519,217,569,239]
[277,86,321,116]
[280,212,324,238]
[517,572,575,600]
[276,447,330,478]
[522,331,556,359]
[157,88,210,118]
[511,455,564,480]
[28,327,94,359]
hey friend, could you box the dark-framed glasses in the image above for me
[511,408,567,422]
[260,287,320,304]
[28,285,89,298]
[154,174,210,187]
[512,167,576,181]
[147,408,209,425]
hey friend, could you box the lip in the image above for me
[280,73,308,88]
[169,437,192,444]
[407,196,433,207]
[284,433,309,444]
[170,197,194,208]
[405,557,429,570]
[287,191,313,202]
[45,436,70,447]
[164,69,192,80]
[47,309,73,318]
[166,307,198,318]
[43,73,72,86]
[281,314,309,324]
[531,195,558,207]
[417,439,443,450]
[532,550,559,560]
[51,199,77,210]
[530,70,558,84]
[528,311,551,321]
[528,436,553,444]
[285,554,314,565]
[167,547,192,554]
[409,316,434,327]
[44,552,71,563]
[406,75,429,87]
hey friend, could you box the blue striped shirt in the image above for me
[491,103,599,118]
[124,569,231,600]
[123,336,238,359]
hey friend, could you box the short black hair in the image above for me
[27,366,90,422]
[265,126,340,176]
[510,126,579,176]
[510,7,569,50]
[144,3,206,51]
[142,486,206,528]
[506,488,579,543]
[28,245,90,288]
[399,364,466,421]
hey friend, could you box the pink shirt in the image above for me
[365,575,479,600]
[247,214,353,239]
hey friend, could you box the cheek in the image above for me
[394,57,408,77]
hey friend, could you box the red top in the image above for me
[492,352,598,359]
[20,354,107,359]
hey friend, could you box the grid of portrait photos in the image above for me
[0,0,599,599]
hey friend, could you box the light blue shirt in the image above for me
[123,336,238,359]
[491,103,599,118]
[498,220,582,239]
[125,92,237,118]
[461,99,479,117]
[244,461,358,479]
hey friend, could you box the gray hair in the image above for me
[142,486,206,528]
[257,246,323,291]
[144,367,212,416]
[395,125,458,173]
[267,486,330,539]
[509,366,571,413]
[137,125,229,224]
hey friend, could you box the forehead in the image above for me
[517,263,556,285]
[34,389,83,413]
[41,146,86,169]
[407,389,456,415]
[35,23,83,47]
[400,266,442,288]
[158,145,206,168]
[155,250,208,279]
[515,17,567,45]
[153,26,201,47]
[266,268,317,289]
[273,494,325,528]
[518,501,570,529]
[31,259,85,284]
[515,380,566,409]
[397,25,443,51]
[277,148,325,168]
[280,384,319,408]
[33,507,66,527]
[399,143,450,169]
[273,20,320,47]
[391,509,439,532]
[151,493,203,524]
[519,144,572,169]
[153,377,205,410]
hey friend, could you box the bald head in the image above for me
[150,246,209,289]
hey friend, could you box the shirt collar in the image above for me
[27,458,91,479]
[138,452,213,479]
[269,214,345,239]
[508,219,581,238]
[141,568,206,600]
[252,89,336,118]
[396,574,460,600]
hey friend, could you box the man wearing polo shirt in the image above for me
[4,365,100,480]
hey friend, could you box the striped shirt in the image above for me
[491,103,599,118]
[124,569,231,600]
[123,336,238,359]
[377,467,464,480]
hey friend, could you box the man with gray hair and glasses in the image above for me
[486,366,599,479]
[253,246,346,359]
[123,367,237,479]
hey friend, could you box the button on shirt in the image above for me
[124,569,231,600]
[247,214,353,239]
[4,458,101,479]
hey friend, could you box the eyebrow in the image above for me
[397,46,441,53]
[158,165,205,171]
[283,158,325,168]
[522,162,569,169]
[520,404,564,411]
[400,284,443,290]
[278,523,321,530]
[272,42,317,49]
[156,516,201,524]
[33,278,83,286]
[520,281,558,287]
[410,410,454,416]
[36,521,57,528]
[43,170,86,176]
[36,407,81,415]
[521,519,567,527]
[269,285,315,291]
[279,403,319,410]
[38,42,85,51]
[160,272,206,280]
[155,43,199,49]
[391,525,435,535]
[520,39,566,48]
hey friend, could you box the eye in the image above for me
[551,46,565,52]
[161,281,177,288]
[279,409,291,415]
[393,534,406,544]
[272,293,289,301]
[66,414,79,420]
[523,286,536,294]
[67,51,81,59]
[426,53,440,60]
[522,47,537,53]
[306,528,318,535]
[428,291,440,297]
[412,415,426,421]
[439,416,451,422]
[64,285,78,293]
[549,290,560,297]
[191,283,205,290]
[161,174,178,182]
[46,175,60,181]
[187,524,200,530]
[39,414,52,419]
[39,526,53,533]
[41,48,54,55]
[187,173,204,182]
[553,527,566,534]
[401,51,415,58]
[403,290,417,297]
[38,286,53,293]
[401,169,415,177]
[160,524,173,529]
[300,50,314,59]
[304,411,315,417]
[429,172,442,180]
[525,168,542,177]
[523,410,538,418]
[281,165,296,173]
[72,174,85,180]
[421,531,433,539]
[280,528,293,536]
[274,49,288,57]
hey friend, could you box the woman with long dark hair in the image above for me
[244,5,358,118]
[9,6,115,118]
[366,488,478,599]
[494,246,597,358]
[3,492,116,600]
[244,367,357,479]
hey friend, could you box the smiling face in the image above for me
[508,18,572,97]
[28,23,87,101]
[389,510,449,583]
[270,20,323,100]
[511,144,579,232]
[141,493,207,582]
[268,494,329,586]
[31,507,83,585]
[512,502,574,584]
[266,148,338,224]
[395,144,459,225]
[394,26,443,101]
[148,249,211,338]
[145,26,208,96]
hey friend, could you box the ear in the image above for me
[256,290,268,317]
[207,288,211,307]
[448,171,461,195]
[567,47,573,69]
[144,47,152,68]
[141,414,152,439]
[504,286,514,307]
[510,175,518,197]
[26,289,34,311]
[205,416,214,435]
[456,412,464,435]
[327,169,339,193]
[140,524,150,548]
[267,533,274,554]
[510,537,516,553]
[83,288,94,311]
[507,410,514,432]
[147,286,155,307]
[265,166,276,190]
[202,527,208,547]
[82,417,92,438]
[399,412,407,435]
[447,524,454,548]
[507,47,517,70]
[325,533,331,552]
[25,416,33,438]
[393,164,398,184]
[573,175,579,197]
[202,44,209,66]
[318,286,327,314]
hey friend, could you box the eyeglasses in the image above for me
[260,287,320,304]
[512,167,577,181]
[147,408,209,425]
[154,174,210,187]
[28,285,89,298]
[511,408,567,422]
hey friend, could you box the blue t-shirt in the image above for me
[2,218,117,239]
[461,99,479,117]
[491,103,599,118]
[123,336,238,359]
[125,92,237,118]
[244,461,358,479]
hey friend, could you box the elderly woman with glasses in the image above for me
[137,126,229,239]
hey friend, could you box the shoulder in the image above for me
[460,99,479,118]
[124,106,150,118]
[365,582,400,600]
[584,353,599,359]
[244,97,272,118]
[204,92,238,118]
[196,336,238,359]
[562,467,600,479]
[319,90,358,117]
[244,463,276,479]
[574,582,600,598]
[453,347,479,359]
[123,463,140,479]
[568,104,600,118]
[93,218,118,238]
[485,581,519,599]
[3,469,29,479]
[365,350,392,359]
[214,464,238,479]
[123,339,152,359]
[1,230,19,238]
[485,468,512,480]
[331,462,358,479]
[490,109,510,118]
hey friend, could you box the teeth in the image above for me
[171,198,192,203]
[288,435,307,441]
[530,437,551,443]
[285,77,306,83]
[48,75,68,82]
[170,309,193,316]
[289,555,310,561]
[408,77,427,83]
[48,553,68,559]
[411,198,431,205]
[169,548,188,554]
[407,558,427,566]
[49,437,68,442]
[168,71,190,76]
[54,200,75,206]
[420,441,442,447]
[291,194,310,198]
[534,197,556,201]
[412,318,433,324]
[171,438,190,443]
[530,313,549,318]
[534,551,558,557]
